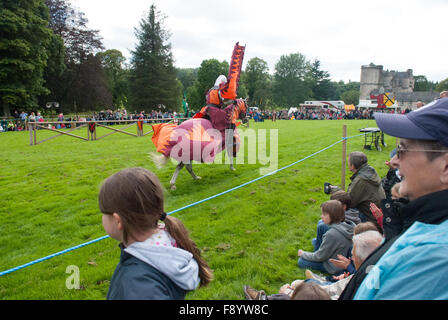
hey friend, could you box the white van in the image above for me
[248,107,259,112]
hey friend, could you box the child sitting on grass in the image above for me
[297,200,354,275]
[98,167,213,299]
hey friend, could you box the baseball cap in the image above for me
[374,98,448,147]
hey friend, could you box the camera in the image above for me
[324,182,338,195]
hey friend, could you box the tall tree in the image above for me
[0,0,52,116]
[413,75,437,92]
[413,75,430,92]
[340,89,360,105]
[244,57,271,109]
[307,59,332,100]
[331,80,360,101]
[46,0,103,63]
[66,54,112,112]
[129,4,181,111]
[43,0,110,112]
[176,67,198,92]
[187,59,228,109]
[40,33,65,106]
[97,49,129,108]
[436,77,448,93]
[273,53,312,107]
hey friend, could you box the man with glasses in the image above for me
[339,98,448,300]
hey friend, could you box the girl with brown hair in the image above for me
[99,167,212,300]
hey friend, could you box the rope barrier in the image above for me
[0,132,368,277]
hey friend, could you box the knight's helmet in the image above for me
[214,75,227,87]
[206,75,227,108]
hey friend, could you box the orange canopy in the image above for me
[344,104,355,111]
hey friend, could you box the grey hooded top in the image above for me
[106,239,200,300]
[301,220,355,275]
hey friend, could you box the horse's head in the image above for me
[229,99,248,125]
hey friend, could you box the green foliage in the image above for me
[435,77,448,92]
[0,0,52,115]
[66,54,112,112]
[41,33,65,90]
[413,75,430,92]
[177,68,198,92]
[330,81,360,101]
[0,119,394,299]
[340,89,360,105]
[43,0,110,113]
[273,53,312,107]
[97,49,130,108]
[307,59,332,100]
[187,59,229,109]
[129,4,181,112]
[244,57,271,109]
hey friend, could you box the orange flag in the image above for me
[219,42,245,100]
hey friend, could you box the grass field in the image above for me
[0,119,395,300]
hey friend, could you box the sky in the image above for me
[73,0,448,83]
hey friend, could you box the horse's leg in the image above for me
[185,163,201,180]
[225,128,236,171]
[170,162,185,190]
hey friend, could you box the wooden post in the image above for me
[33,123,37,145]
[29,122,33,145]
[90,122,97,141]
[137,120,143,136]
[92,122,96,140]
[341,125,347,191]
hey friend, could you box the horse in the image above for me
[150,99,248,190]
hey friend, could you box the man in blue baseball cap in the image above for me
[339,98,448,300]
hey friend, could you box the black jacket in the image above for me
[381,197,409,242]
[107,245,187,300]
[339,189,448,300]
[347,163,386,230]
[381,168,401,201]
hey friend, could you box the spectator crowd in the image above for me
[248,106,414,123]
[0,108,185,132]
[3,97,448,301]
[92,97,448,300]
[243,97,448,300]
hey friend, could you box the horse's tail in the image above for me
[150,152,169,169]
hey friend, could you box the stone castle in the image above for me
[359,63,439,109]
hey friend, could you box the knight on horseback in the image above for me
[150,42,247,190]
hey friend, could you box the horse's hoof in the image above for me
[230,166,236,171]
[195,176,202,180]
[170,184,176,190]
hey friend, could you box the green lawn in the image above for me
[0,119,395,299]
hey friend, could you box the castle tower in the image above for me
[360,63,383,100]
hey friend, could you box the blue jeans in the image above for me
[312,219,329,251]
[297,257,328,273]
[300,220,330,274]
[305,278,333,286]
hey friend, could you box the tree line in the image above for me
[1,1,447,117]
